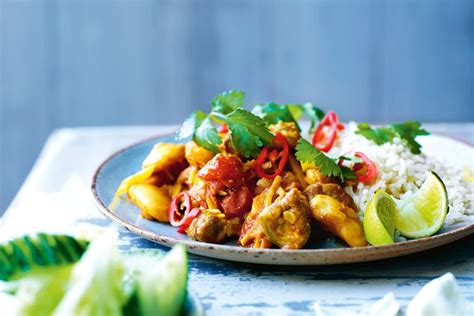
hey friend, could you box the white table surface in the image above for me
[1,123,473,315]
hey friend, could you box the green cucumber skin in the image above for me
[0,234,89,281]
[127,245,188,316]
[0,235,189,316]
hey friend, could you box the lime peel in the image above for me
[363,190,397,246]
[394,171,448,239]
[363,171,448,245]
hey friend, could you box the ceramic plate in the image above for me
[91,133,474,265]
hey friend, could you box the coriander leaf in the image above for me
[356,123,395,145]
[251,103,301,131]
[177,110,222,153]
[194,115,222,153]
[295,138,344,181]
[287,103,325,132]
[301,103,325,132]
[176,110,205,140]
[341,166,357,180]
[356,121,430,154]
[389,121,430,154]
[211,90,245,115]
[224,109,274,158]
[339,155,363,163]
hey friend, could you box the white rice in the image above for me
[329,122,474,225]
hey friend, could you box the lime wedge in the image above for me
[363,190,397,246]
[394,171,448,239]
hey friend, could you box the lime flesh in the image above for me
[363,191,397,246]
[394,171,448,239]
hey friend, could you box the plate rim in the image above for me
[91,132,474,264]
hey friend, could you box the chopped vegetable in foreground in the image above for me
[114,89,463,250]
[0,233,188,316]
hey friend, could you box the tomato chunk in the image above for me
[220,186,253,218]
[198,154,245,187]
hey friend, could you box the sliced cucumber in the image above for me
[126,245,188,316]
[0,234,89,281]
[0,234,188,316]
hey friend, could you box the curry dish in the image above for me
[115,90,458,249]
[116,123,368,249]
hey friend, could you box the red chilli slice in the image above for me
[169,192,192,226]
[254,132,289,180]
[311,111,344,152]
[177,208,201,233]
[353,152,378,184]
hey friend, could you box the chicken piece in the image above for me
[186,209,241,243]
[258,188,311,249]
[268,121,300,148]
[185,141,215,168]
[186,210,227,243]
[128,184,171,222]
[305,183,358,211]
[239,190,273,248]
[255,171,301,195]
[241,176,310,249]
[307,194,367,247]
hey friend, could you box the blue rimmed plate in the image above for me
[91,133,474,265]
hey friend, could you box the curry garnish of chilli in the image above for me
[116,89,442,250]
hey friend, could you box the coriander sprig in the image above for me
[288,103,325,133]
[295,138,356,181]
[176,90,274,158]
[252,103,301,130]
[252,102,325,133]
[356,121,430,154]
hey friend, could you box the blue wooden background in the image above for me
[1,0,473,213]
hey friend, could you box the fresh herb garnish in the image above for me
[295,138,355,181]
[339,155,363,163]
[177,111,222,153]
[211,90,245,115]
[252,102,325,133]
[194,114,223,153]
[389,121,430,154]
[288,103,325,133]
[356,121,430,154]
[177,90,274,158]
[252,103,301,130]
[356,123,396,145]
[214,109,274,158]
